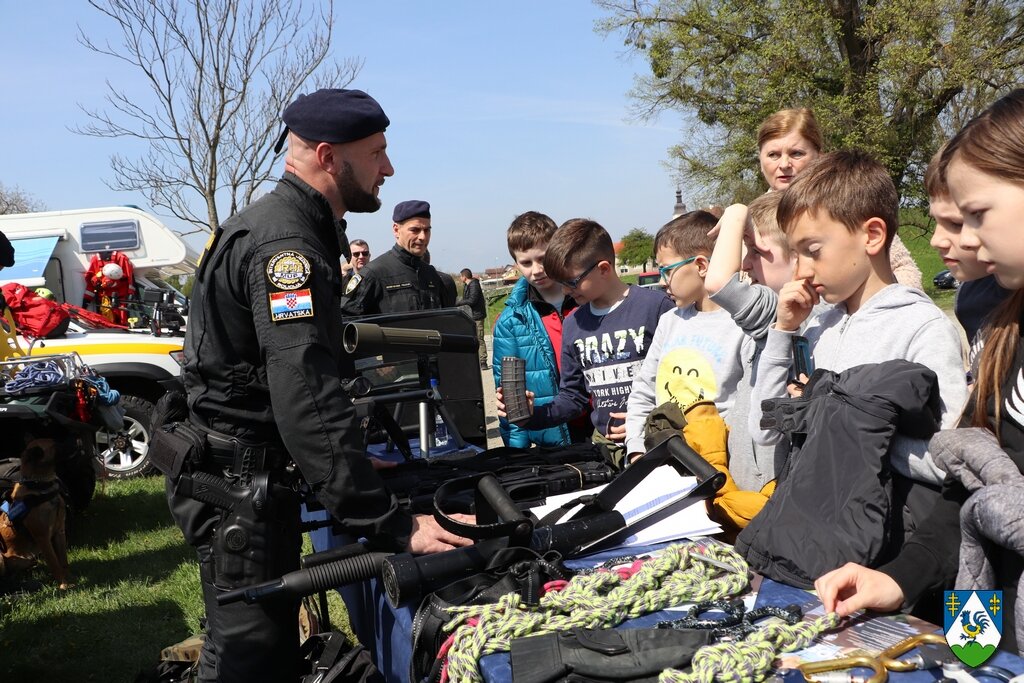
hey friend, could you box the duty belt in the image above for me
[202,429,289,486]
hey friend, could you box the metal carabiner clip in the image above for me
[799,655,889,683]
[878,632,951,672]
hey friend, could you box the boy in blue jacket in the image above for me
[492,212,589,447]
[498,218,674,465]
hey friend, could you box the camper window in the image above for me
[80,220,141,252]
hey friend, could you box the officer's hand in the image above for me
[495,386,534,419]
[408,513,475,554]
[814,562,904,617]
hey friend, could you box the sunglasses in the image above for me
[558,261,601,290]
[658,256,698,282]
[351,251,370,258]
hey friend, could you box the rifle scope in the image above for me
[343,323,478,355]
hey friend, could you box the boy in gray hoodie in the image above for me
[750,150,967,486]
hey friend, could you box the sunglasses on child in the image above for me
[658,256,698,282]
[558,261,602,290]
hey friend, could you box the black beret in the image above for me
[393,200,431,224]
[273,89,389,153]
[0,230,13,268]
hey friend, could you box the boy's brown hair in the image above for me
[544,218,615,282]
[777,149,898,249]
[653,210,719,259]
[507,211,558,258]
[923,146,949,199]
[747,192,786,250]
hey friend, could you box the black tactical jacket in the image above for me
[183,172,411,547]
[340,243,454,315]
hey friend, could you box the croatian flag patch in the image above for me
[269,288,314,321]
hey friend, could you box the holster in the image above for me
[510,627,710,683]
[149,421,206,481]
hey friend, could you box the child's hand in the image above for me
[775,278,819,332]
[495,386,534,418]
[706,204,748,238]
[786,373,809,398]
[605,411,627,442]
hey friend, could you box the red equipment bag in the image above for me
[0,283,71,338]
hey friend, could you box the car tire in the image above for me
[95,394,156,479]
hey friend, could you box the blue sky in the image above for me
[0,2,687,272]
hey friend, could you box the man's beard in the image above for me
[337,161,381,214]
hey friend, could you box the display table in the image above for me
[303,437,484,682]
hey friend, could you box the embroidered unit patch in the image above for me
[269,289,314,321]
[345,273,362,295]
[266,251,311,290]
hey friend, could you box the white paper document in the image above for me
[530,464,721,549]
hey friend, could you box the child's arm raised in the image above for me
[705,204,749,296]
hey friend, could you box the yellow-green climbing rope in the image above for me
[659,612,841,683]
[442,542,757,682]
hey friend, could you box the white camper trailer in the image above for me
[0,207,197,479]
[0,205,198,306]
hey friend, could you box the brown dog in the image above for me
[0,439,71,588]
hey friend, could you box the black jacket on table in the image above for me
[340,243,454,315]
[881,329,1024,649]
[183,172,412,548]
[456,277,486,321]
[737,359,942,588]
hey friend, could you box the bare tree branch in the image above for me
[74,0,360,233]
[0,183,45,215]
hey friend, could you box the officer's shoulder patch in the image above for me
[345,273,362,295]
[266,251,311,290]
[269,289,314,322]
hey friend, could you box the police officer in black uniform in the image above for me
[340,200,456,315]
[169,89,471,683]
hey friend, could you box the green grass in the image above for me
[898,216,956,312]
[0,477,202,681]
[0,476,352,682]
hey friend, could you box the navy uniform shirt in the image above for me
[183,172,411,547]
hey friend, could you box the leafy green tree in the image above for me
[596,0,1024,204]
[618,228,655,270]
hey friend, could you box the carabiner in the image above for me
[878,632,950,672]
[799,655,888,683]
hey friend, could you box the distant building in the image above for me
[673,188,687,219]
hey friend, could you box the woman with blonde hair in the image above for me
[755,108,922,289]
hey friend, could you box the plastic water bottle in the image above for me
[434,411,449,449]
[430,378,450,449]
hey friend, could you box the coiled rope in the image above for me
[4,359,65,393]
[442,542,767,682]
[658,611,840,683]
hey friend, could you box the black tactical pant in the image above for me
[167,477,302,683]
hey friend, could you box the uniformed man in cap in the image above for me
[340,199,457,315]
[170,89,471,683]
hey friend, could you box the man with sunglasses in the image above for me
[341,238,370,291]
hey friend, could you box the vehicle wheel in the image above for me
[95,394,155,479]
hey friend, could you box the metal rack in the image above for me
[0,352,91,397]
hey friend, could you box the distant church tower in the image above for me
[672,188,687,218]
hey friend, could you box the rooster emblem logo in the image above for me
[960,610,990,643]
[944,591,1002,666]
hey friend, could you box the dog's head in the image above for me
[20,438,59,480]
